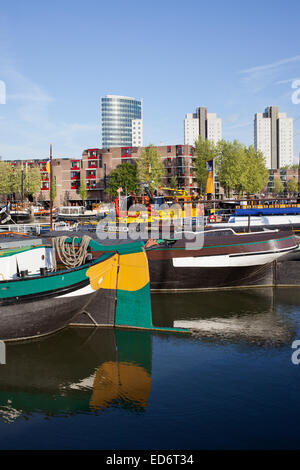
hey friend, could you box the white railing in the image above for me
[0,221,72,234]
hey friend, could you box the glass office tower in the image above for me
[101,95,143,148]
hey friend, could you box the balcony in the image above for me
[88,154,97,160]
[86,174,96,179]
[87,184,97,190]
[41,185,49,191]
[71,175,80,180]
[88,163,97,169]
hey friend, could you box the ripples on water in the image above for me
[0,287,300,449]
[152,288,297,346]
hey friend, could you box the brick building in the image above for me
[80,144,199,202]
[6,145,200,206]
[6,148,298,206]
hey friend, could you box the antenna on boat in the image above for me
[50,143,53,232]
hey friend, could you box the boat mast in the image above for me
[50,143,53,232]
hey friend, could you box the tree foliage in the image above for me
[243,146,269,195]
[215,140,268,197]
[169,175,178,189]
[136,145,165,193]
[273,177,284,195]
[286,178,298,194]
[79,177,88,203]
[194,136,217,194]
[0,162,14,196]
[107,162,138,197]
[0,163,41,199]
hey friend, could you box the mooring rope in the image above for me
[52,235,92,269]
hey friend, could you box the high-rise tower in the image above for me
[254,106,293,169]
[184,107,222,146]
[101,95,143,148]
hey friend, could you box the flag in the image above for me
[205,160,214,194]
[206,160,213,172]
[46,161,50,173]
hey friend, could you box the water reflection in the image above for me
[0,328,152,423]
[152,287,297,345]
[0,287,299,424]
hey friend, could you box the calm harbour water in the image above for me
[0,287,300,450]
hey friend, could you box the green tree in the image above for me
[286,178,298,195]
[136,145,165,193]
[194,136,217,195]
[24,167,41,198]
[273,177,284,195]
[215,140,247,197]
[243,146,269,195]
[280,164,299,170]
[79,177,88,204]
[107,162,138,197]
[0,162,14,197]
[169,175,178,189]
[9,165,41,200]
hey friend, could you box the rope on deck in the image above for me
[52,235,92,269]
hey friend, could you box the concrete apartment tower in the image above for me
[101,95,143,148]
[254,106,293,169]
[184,107,222,146]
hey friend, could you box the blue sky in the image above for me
[0,0,300,160]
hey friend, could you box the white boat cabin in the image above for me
[0,246,54,280]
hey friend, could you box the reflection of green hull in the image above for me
[0,328,153,421]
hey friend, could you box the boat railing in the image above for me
[0,222,72,234]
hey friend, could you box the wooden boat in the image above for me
[0,236,152,341]
[145,228,298,291]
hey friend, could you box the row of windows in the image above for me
[101,108,141,114]
[102,114,142,121]
[102,133,132,138]
[101,106,141,113]
[102,118,141,125]
[101,98,141,105]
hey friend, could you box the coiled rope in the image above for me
[52,235,92,269]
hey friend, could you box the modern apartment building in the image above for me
[184,107,222,146]
[254,106,294,169]
[101,95,143,148]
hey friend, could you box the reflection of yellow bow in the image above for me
[90,362,151,410]
[87,252,149,292]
